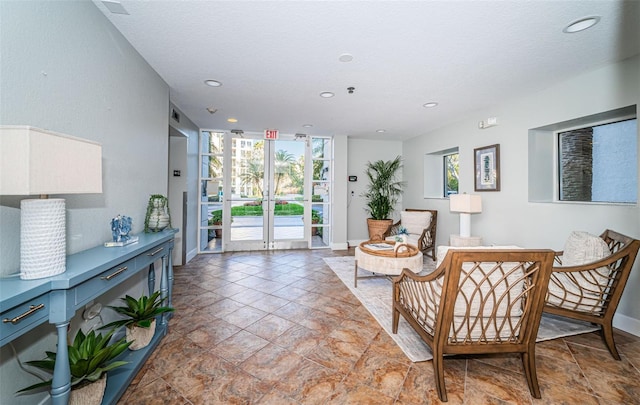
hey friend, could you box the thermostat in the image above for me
[348,175,357,182]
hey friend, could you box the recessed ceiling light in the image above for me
[376,129,386,133]
[320,92,335,98]
[204,80,222,87]
[339,53,354,62]
[302,124,313,128]
[227,118,238,123]
[423,102,438,108]
[563,16,600,33]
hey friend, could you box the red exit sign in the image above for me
[264,129,279,140]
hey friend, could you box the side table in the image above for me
[449,234,483,247]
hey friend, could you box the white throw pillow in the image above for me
[561,231,610,266]
[547,231,612,312]
[401,211,431,235]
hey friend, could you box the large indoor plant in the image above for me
[362,155,405,240]
[101,291,174,350]
[18,329,131,405]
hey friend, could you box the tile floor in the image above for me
[118,249,640,404]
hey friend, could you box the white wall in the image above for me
[0,1,171,402]
[403,55,640,335]
[331,136,349,249]
[347,139,403,245]
[168,103,200,264]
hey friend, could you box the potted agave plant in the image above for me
[101,291,174,350]
[18,329,131,405]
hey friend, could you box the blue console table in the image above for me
[0,229,176,405]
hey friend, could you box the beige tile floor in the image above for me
[118,249,640,404]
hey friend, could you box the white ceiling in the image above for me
[93,1,640,141]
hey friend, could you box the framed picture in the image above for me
[474,144,500,191]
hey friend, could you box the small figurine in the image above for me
[111,215,133,243]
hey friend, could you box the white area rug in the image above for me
[324,256,599,362]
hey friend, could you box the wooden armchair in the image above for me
[385,209,437,261]
[393,249,555,402]
[544,229,640,360]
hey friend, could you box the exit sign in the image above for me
[264,129,279,140]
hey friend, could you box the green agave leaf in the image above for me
[24,359,55,372]
[100,319,134,330]
[68,346,81,364]
[16,379,53,393]
[137,319,153,328]
[70,359,90,378]
[101,360,128,373]
[85,368,103,382]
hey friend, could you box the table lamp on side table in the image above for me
[0,126,102,280]
[449,193,483,247]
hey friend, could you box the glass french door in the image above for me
[198,130,332,253]
[225,132,308,251]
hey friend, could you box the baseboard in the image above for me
[613,312,640,337]
[186,248,198,264]
[331,242,349,250]
[348,239,368,248]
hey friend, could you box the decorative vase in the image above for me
[126,319,156,350]
[147,199,170,232]
[69,375,106,405]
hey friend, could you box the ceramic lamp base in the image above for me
[20,198,66,280]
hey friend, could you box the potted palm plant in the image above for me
[101,291,174,350]
[362,156,405,240]
[18,329,131,405]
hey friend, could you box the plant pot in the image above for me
[367,218,393,241]
[69,375,106,405]
[147,199,170,232]
[126,319,156,351]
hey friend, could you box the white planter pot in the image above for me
[69,375,106,405]
[147,199,170,232]
[126,319,156,351]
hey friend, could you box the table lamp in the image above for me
[0,126,102,280]
[449,193,482,238]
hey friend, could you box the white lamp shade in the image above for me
[1,126,102,280]
[450,194,482,213]
[0,126,102,195]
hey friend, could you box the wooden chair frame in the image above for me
[393,249,555,402]
[385,209,438,261]
[544,229,640,360]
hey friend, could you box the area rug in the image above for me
[324,256,599,362]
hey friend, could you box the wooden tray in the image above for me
[359,240,419,258]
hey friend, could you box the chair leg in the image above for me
[392,306,400,334]
[521,350,541,399]
[432,353,448,402]
[601,322,621,360]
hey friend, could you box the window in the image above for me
[558,118,637,203]
[528,105,637,204]
[424,147,459,198]
[444,153,459,196]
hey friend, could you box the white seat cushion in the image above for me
[435,245,525,340]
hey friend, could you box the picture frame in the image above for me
[474,144,500,191]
